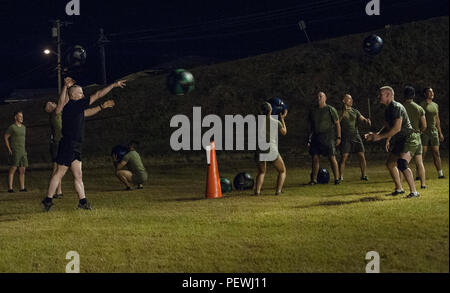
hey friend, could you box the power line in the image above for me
[109,0,359,43]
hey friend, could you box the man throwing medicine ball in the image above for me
[41,78,126,211]
[44,77,76,199]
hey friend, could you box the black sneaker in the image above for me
[41,198,54,212]
[438,175,445,179]
[406,192,420,198]
[78,201,91,210]
[124,186,132,191]
[390,190,405,196]
[19,188,27,192]
[53,193,64,199]
[7,189,14,193]
[137,185,144,189]
[334,179,342,185]
[415,176,420,181]
[360,176,369,181]
[308,181,317,185]
[421,185,427,189]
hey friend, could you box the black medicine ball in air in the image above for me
[233,172,255,190]
[66,45,87,67]
[266,97,287,118]
[363,35,383,55]
[317,168,330,184]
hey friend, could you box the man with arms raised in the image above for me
[41,78,126,211]
[44,77,76,198]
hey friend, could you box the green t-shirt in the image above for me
[403,100,425,133]
[5,123,26,152]
[384,100,414,140]
[420,100,439,134]
[122,150,146,175]
[309,104,339,135]
[50,112,62,143]
[339,107,361,136]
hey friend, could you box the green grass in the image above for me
[0,158,448,273]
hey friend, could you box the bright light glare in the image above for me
[43,49,51,55]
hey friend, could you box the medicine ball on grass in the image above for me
[111,145,129,161]
[317,168,330,184]
[363,35,383,55]
[167,69,195,95]
[233,172,254,190]
[220,177,232,193]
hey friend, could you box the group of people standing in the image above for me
[4,77,148,211]
[254,86,445,198]
[3,80,445,206]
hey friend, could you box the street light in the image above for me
[42,47,61,94]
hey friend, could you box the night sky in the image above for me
[0,0,448,95]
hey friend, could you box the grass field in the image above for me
[0,157,448,273]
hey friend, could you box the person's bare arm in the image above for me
[89,80,126,105]
[420,115,427,134]
[279,110,287,136]
[370,118,402,142]
[56,77,75,114]
[84,100,115,117]
[116,160,127,171]
[4,133,12,154]
[436,112,444,142]
[335,120,341,146]
[359,114,371,126]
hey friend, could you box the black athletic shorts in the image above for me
[56,138,82,167]
[309,133,336,157]
[340,134,365,154]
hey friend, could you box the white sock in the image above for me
[438,170,444,176]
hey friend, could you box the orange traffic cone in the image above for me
[205,141,222,199]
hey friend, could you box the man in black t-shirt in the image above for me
[42,78,126,211]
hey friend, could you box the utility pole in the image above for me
[56,20,62,95]
[50,20,72,94]
[98,28,109,85]
[298,20,311,43]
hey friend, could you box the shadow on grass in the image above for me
[295,196,396,209]
[327,190,388,197]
